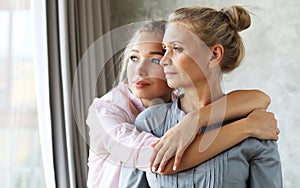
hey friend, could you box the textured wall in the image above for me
[110,0,300,187]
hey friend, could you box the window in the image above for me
[0,1,46,187]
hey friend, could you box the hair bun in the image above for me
[221,6,251,32]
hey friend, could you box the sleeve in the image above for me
[248,140,283,188]
[86,99,159,170]
[223,138,283,188]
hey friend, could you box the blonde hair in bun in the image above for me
[169,6,251,72]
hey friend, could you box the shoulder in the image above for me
[134,103,172,132]
[88,82,141,121]
[229,138,279,158]
[94,82,140,109]
[137,103,173,120]
[94,82,130,106]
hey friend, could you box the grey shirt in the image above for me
[120,98,283,188]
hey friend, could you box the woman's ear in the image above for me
[209,44,224,66]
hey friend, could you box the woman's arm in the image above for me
[159,109,279,175]
[87,98,157,172]
[199,89,271,127]
[150,89,271,172]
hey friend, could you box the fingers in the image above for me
[270,127,280,141]
[173,151,184,171]
[150,139,160,147]
[151,163,159,173]
[150,142,177,173]
[150,146,185,173]
[150,143,163,172]
[156,148,174,173]
[275,127,280,141]
[274,133,279,141]
[268,111,275,117]
[153,145,174,172]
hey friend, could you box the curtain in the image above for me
[33,0,116,187]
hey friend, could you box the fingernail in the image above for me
[152,166,156,172]
[173,166,177,171]
[158,167,162,173]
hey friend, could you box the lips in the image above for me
[164,72,177,77]
[134,81,150,88]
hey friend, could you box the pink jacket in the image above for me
[86,82,158,188]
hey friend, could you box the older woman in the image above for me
[128,6,282,188]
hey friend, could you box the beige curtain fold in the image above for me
[44,0,116,187]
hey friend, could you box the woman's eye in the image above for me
[174,46,184,52]
[129,56,138,62]
[151,58,161,64]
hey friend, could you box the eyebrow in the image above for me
[130,49,164,55]
[131,49,139,53]
[163,41,184,45]
[150,51,164,55]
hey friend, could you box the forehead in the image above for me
[133,32,163,44]
[130,42,164,55]
[163,23,206,47]
[130,32,164,53]
[163,23,211,60]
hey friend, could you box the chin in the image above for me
[132,91,148,99]
[167,81,178,89]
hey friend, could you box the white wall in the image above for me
[111,0,300,187]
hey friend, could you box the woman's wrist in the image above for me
[198,107,208,128]
[180,108,204,132]
[242,117,255,138]
[195,108,206,131]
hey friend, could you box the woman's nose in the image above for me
[160,49,172,66]
[136,59,148,76]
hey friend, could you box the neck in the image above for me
[180,80,223,113]
[142,94,172,108]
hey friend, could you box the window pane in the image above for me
[0,171,9,188]
[0,129,10,166]
[14,171,30,188]
[11,10,33,60]
[0,11,9,109]
[0,11,9,59]
[0,4,45,188]
[13,129,33,167]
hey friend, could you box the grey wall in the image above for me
[110,0,300,187]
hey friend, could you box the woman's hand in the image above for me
[150,110,202,173]
[246,109,280,140]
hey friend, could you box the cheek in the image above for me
[152,79,171,95]
[126,64,135,84]
[177,56,206,82]
[181,55,204,72]
[176,56,193,74]
[149,65,166,80]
